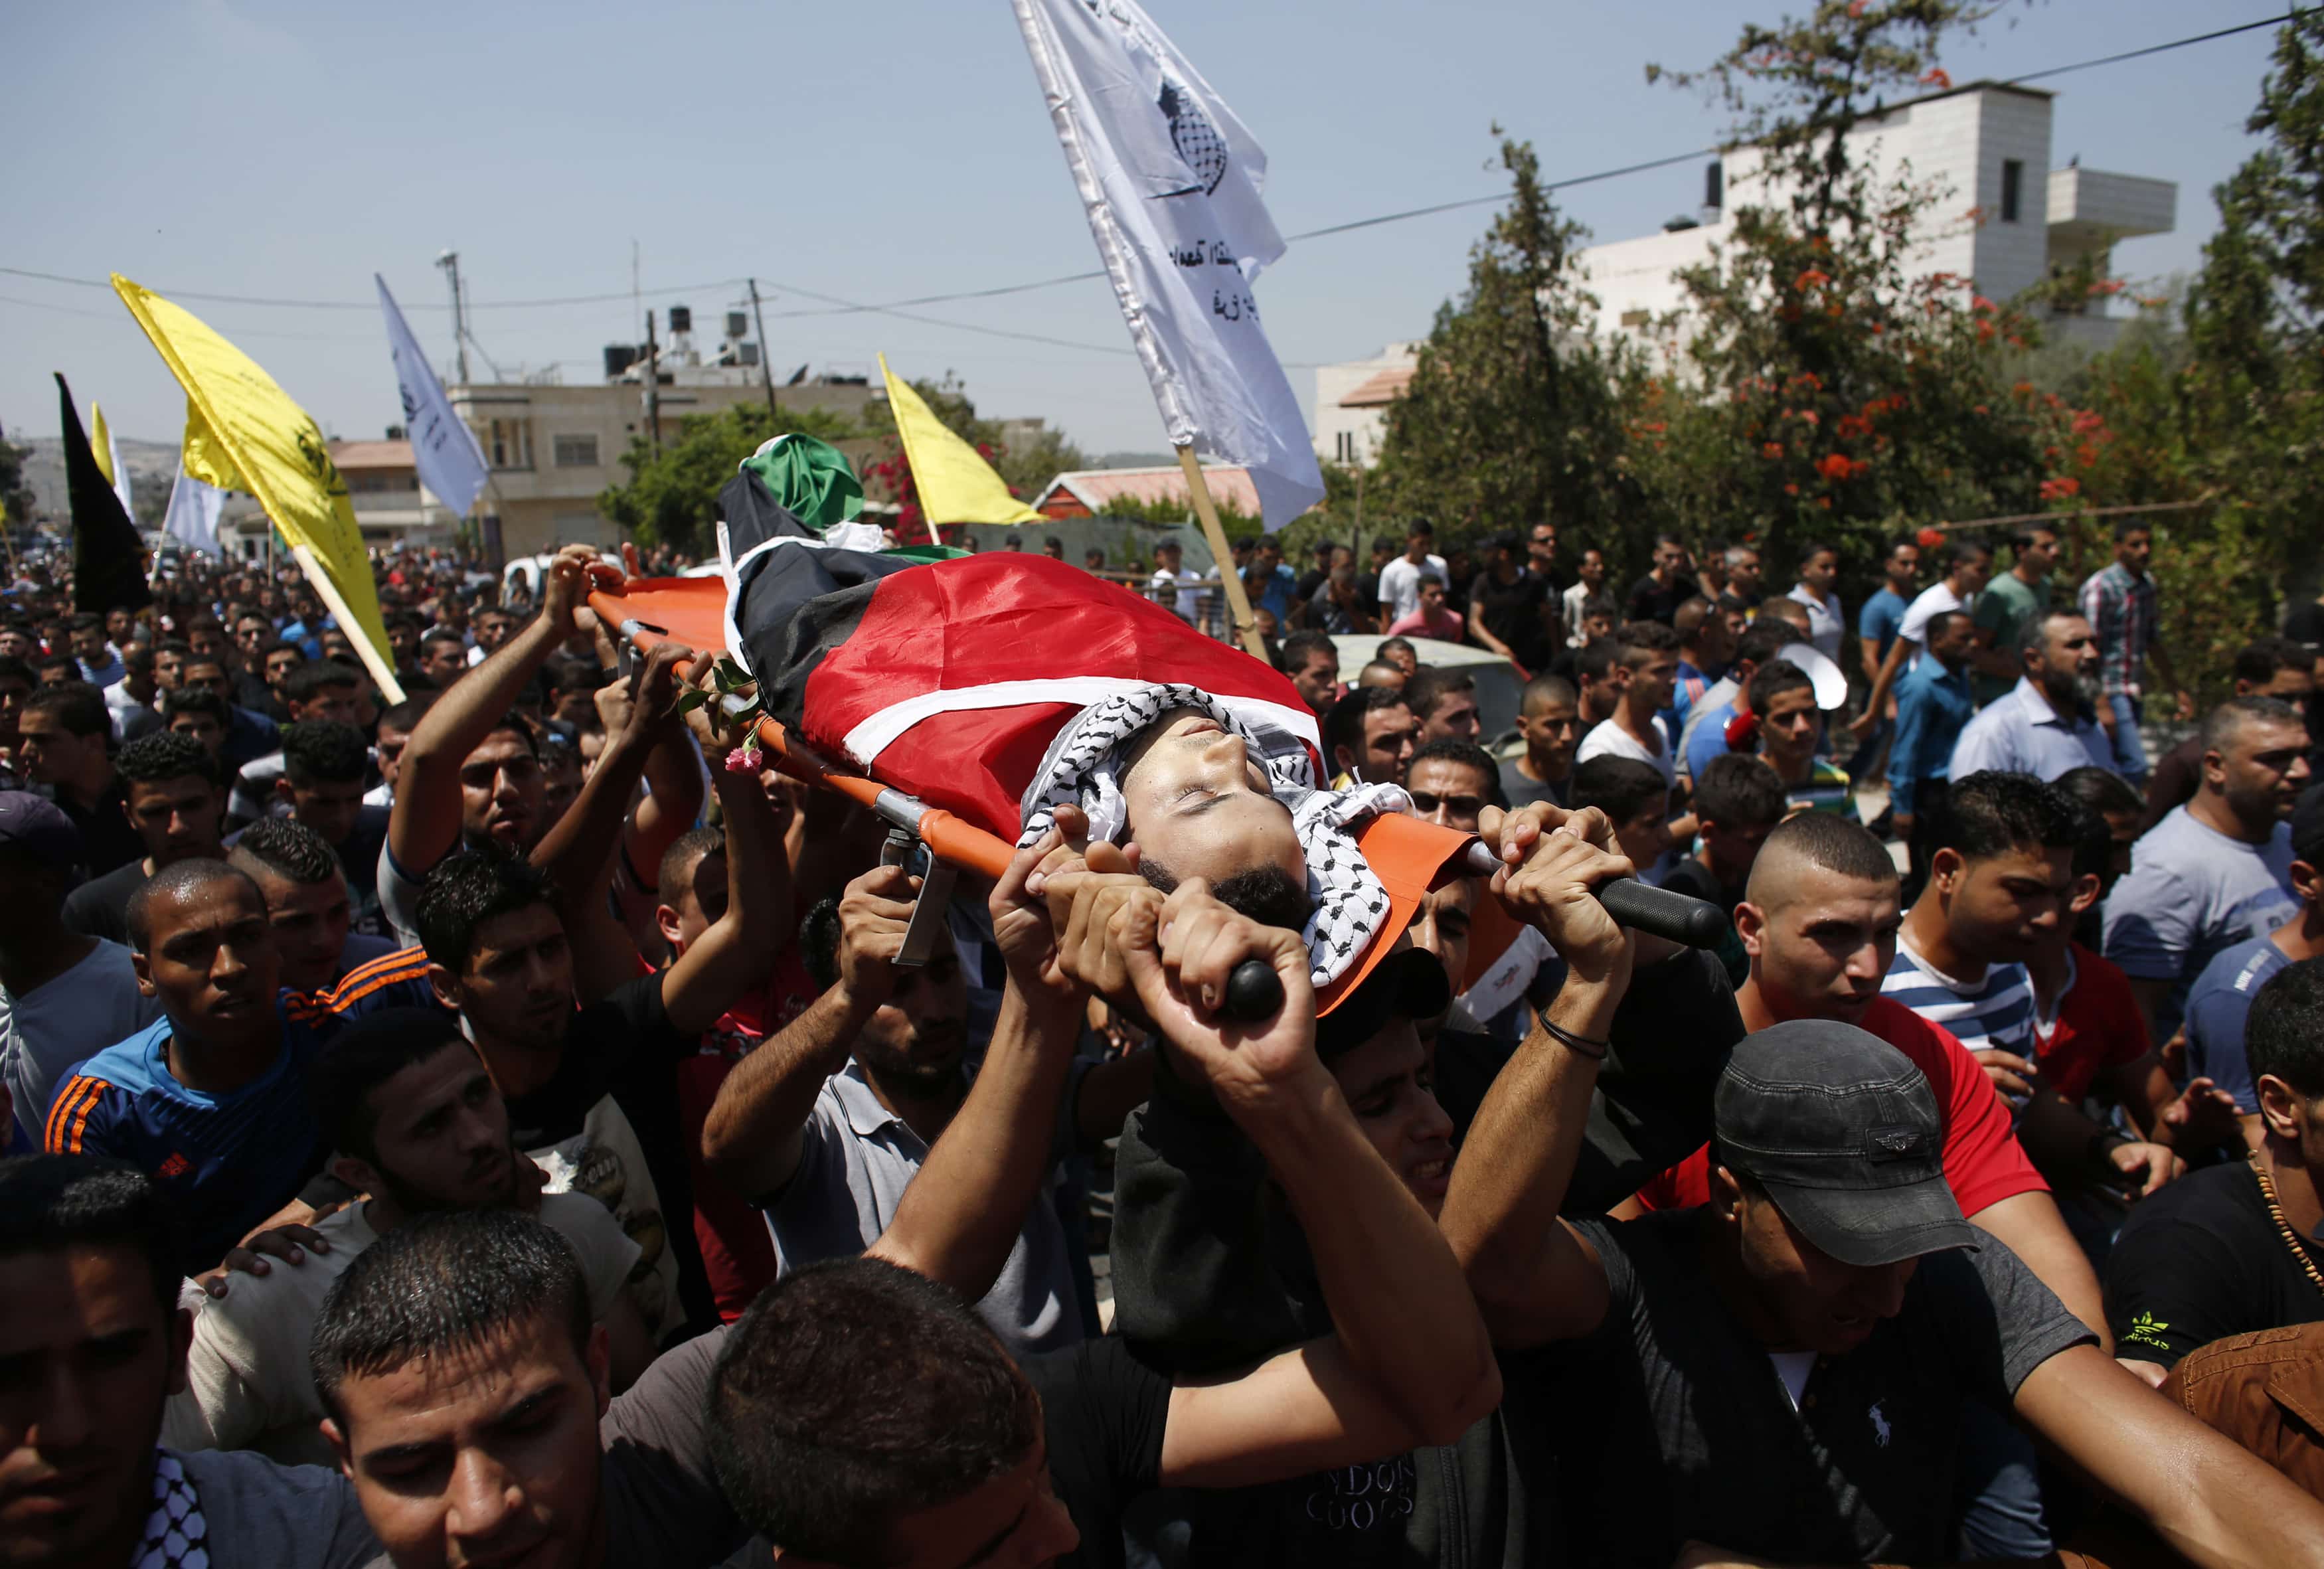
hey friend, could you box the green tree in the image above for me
[857,372,1087,535]
[599,403,863,554]
[0,424,33,532]
[1372,132,1644,550]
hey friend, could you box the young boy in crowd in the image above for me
[1659,753,1787,987]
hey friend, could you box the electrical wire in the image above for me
[3,10,2305,327]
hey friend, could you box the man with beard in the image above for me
[2106,696,2311,1041]
[0,1155,382,1569]
[1948,609,2117,782]
[60,731,228,945]
[162,1007,650,1465]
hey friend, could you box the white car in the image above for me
[1329,633,1525,743]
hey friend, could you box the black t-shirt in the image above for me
[503,973,685,1150]
[335,805,392,937]
[1470,568,1555,671]
[60,857,147,944]
[1533,1210,2093,1568]
[2285,598,2324,652]
[1655,858,1748,989]
[1623,572,1700,627]
[56,779,144,878]
[2104,1158,2324,1368]
[1024,1335,1173,1569]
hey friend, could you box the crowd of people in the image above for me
[5,515,2324,1569]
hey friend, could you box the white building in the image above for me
[1311,341,1421,467]
[1576,80,2175,355]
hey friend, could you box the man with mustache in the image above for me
[161,1007,651,1467]
[1948,610,2117,783]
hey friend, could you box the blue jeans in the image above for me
[1953,1399,2053,1558]
[2106,693,2149,781]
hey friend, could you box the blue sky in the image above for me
[1,0,2295,463]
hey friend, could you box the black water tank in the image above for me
[668,304,693,335]
[604,344,638,379]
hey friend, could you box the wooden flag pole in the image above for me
[286,541,406,706]
[1176,445,1266,663]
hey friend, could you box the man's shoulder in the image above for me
[171,1447,376,1569]
[1861,994,1972,1070]
[2187,933,2280,1001]
[2117,1159,2265,1246]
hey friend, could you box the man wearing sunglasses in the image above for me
[1405,738,1502,836]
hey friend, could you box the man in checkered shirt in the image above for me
[2077,520,2194,784]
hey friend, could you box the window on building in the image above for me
[2001,159,2023,224]
[1619,309,1650,329]
[487,419,533,470]
[552,434,600,469]
[1335,430,1357,463]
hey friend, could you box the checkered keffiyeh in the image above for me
[1019,684,1406,988]
[134,1451,208,1569]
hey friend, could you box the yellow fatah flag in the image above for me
[112,274,402,702]
[879,354,1042,527]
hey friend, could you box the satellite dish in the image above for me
[1779,642,1851,712]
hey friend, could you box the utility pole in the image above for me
[436,250,469,385]
[643,309,661,457]
[747,278,778,420]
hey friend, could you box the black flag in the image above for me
[55,372,152,615]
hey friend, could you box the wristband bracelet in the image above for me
[1541,1018,1610,1061]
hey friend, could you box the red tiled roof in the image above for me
[1339,369,1414,408]
[1031,465,1266,517]
[329,440,415,470]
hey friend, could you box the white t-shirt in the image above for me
[1377,554,1450,627]
[1896,582,1977,672]
[2,940,161,1149]
[163,1191,639,1466]
[1575,714,1677,789]
[1147,566,1204,621]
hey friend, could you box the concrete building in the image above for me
[1311,341,1420,467]
[1574,80,2175,356]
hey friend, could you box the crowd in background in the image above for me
[5,517,2324,1569]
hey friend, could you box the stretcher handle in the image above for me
[592,588,1286,1021]
[1457,841,1727,948]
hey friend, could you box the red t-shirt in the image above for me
[2033,942,2150,1105]
[1635,996,2045,1218]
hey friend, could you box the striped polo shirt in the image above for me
[1882,937,2036,1061]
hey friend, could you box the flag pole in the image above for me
[287,541,406,705]
[1177,446,1266,661]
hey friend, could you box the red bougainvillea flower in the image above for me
[1762,442,1785,459]
[2039,476,2082,501]
[1817,453,1854,481]
[1921,67,1952,90]
[2071,410,2104,435]
[1794,268,1832,291]
[1847,0,1868,15]
[1916,526,1946,548]
[1784,483,1800,496]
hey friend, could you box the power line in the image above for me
[3,9,2305,327]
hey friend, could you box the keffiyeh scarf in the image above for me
[1019,683,1406,988]
[134,1451,208,1569]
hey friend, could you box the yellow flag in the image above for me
[90,404,118,486]
[112,274,402,702]
[879,354,1042,527]
[181,399,246,493]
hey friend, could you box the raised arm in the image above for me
[1438,803,1635,1348]
[389,545,613,874]
[656,682,787,1036]
[699,865,910,1201]
[1096,883,1500,1487]
[869,813,1108,1295]
[2015,1341,2324,1568]
[1849,628,1912,738]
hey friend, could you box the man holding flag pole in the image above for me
[1012,0,1325,663]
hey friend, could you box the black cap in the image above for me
[1712,1019,1977,1268]
[0,791,86,882]
[1314,944,1451,1059]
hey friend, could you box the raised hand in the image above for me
[1477,802,1635,989]
[1114,877,1318,1117]
[1038,838,1161,1009]
[990,804,1098,1011]
[541,544,616,637]
[835,863,919,1013]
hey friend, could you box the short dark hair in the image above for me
[282,720,369,787]
[1571,756,1668,824]
[0,1154,182,1311]
[1278,629,1335,672]
[799,896,843,991]
[2053,764,2143,827]
[2202,694,2305,758]
[1402,666,1475,723]
[1325,683,1411,762]
[708,1256,1040,1563]
[2235,637,2312,687]
[1796,540,1839,565]
[229,816,342,887]
[414,850,555,975]
[0,655,32,688]
[1377,635,1418,662]
[418,627,466,654]
[1694,754,1786,830]
[308,1008,473,1165]
[377,691,444,734]
[2248,958,2324,1101]
[282,660,359,706]
[23,682,110,740]
[2114,517,2153,542]
[162,689,232,728]
[1935,772,2082,863]
[125,859,256,955]
[1575,640,1623,685]
[1921,609,1971,645]
[116,730,219,790]
[1732,618,1796,675]
[1756,810,1898,889]
[260,639,304,668]
[1520,671,1576,712]
[1746,658,1814,716]
[1405,519,1435,538]
[544,656,606,697]
[1617,621,1681,665]
[1948,538,1991,568]
[1406,738,1503,807]
[1139,856,1314,933]
[311,1210,590,1427]
[658,825,726,912]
